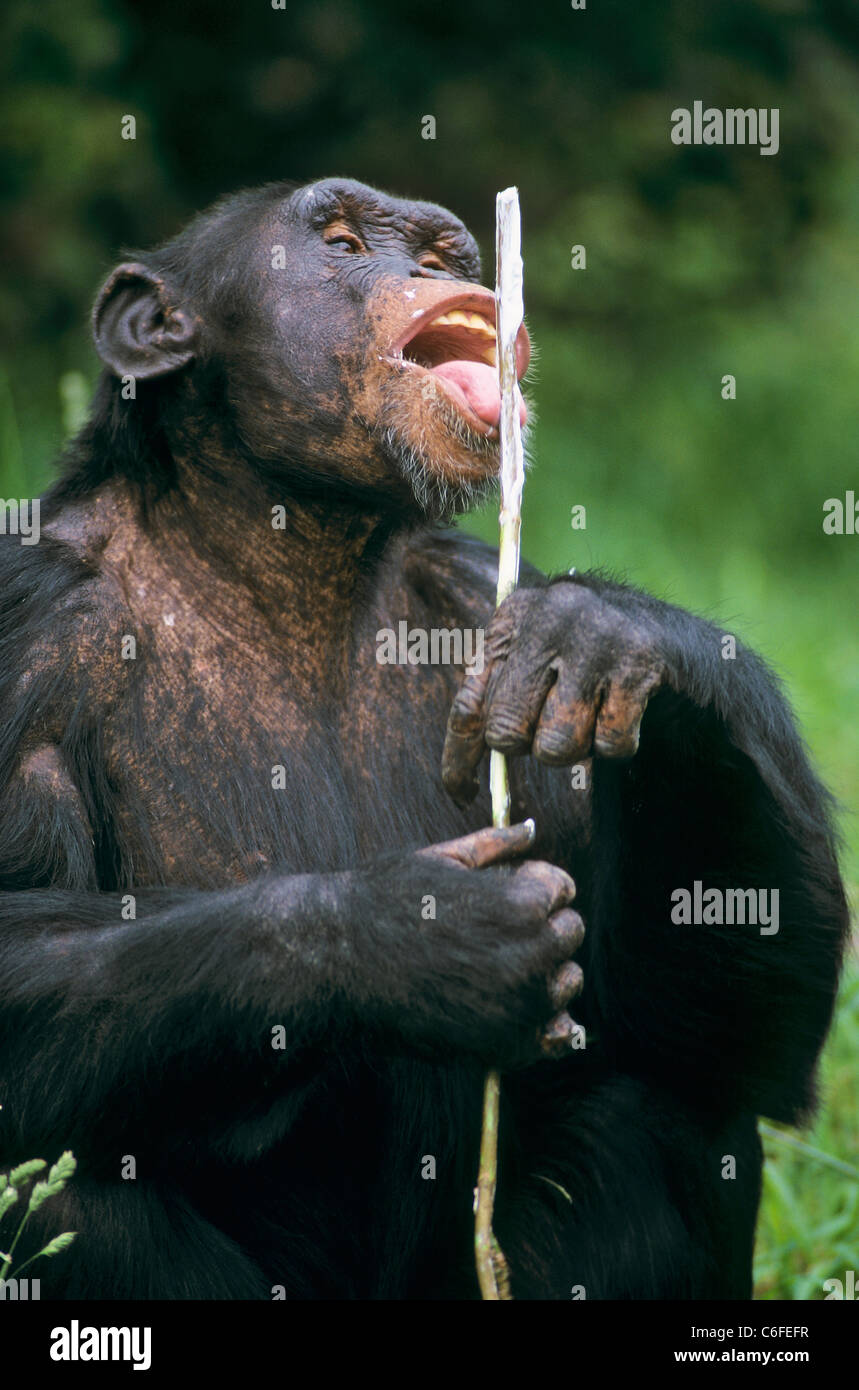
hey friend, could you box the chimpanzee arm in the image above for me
[436,536,848,1126]
[0,822,369,1162]
[0,772,584,1169]
[0,555,342,1158]
[0,817,583,1165]
[559,571,848,1124]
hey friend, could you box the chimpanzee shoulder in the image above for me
[402,525,546,622]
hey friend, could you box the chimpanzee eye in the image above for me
[418,252,448,273]
[323,225,366,255]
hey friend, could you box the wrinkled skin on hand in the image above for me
[443,579,666,804]
[348,822,585,1068]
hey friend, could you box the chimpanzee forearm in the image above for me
[0,875,354,1155]
[0,835,588,1159]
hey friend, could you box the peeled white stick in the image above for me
[474,187,526,1303]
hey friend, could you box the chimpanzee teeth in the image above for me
[427,310,496,337]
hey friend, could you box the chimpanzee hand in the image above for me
[347,823,584,1070]
[442,581,666,802]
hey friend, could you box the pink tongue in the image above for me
[432,360,527,428]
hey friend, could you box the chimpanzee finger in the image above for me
[418,819,536,869]
[548,960,584,1011]
[441,657,498,803]
[531,665,597,765]
[593,669,662,759]
[482,654,557,756]
[548,907,585,954]
[510,859,577,915]
[539,1011,580,1057]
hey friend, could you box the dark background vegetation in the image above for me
[1,0,856,1296]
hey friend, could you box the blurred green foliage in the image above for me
[0,0,856,1298]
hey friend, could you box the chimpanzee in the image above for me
[0,178,848,1300]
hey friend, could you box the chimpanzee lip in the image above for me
[384,288,530,441]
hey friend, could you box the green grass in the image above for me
[755,964,859,1299]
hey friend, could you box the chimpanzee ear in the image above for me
[93,262,197,380]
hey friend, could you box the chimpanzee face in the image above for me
[92,178,530,518]
[255,179,531,513]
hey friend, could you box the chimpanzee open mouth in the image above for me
[386,289,530,440]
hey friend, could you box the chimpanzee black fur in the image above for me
[0,179,847,1299]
